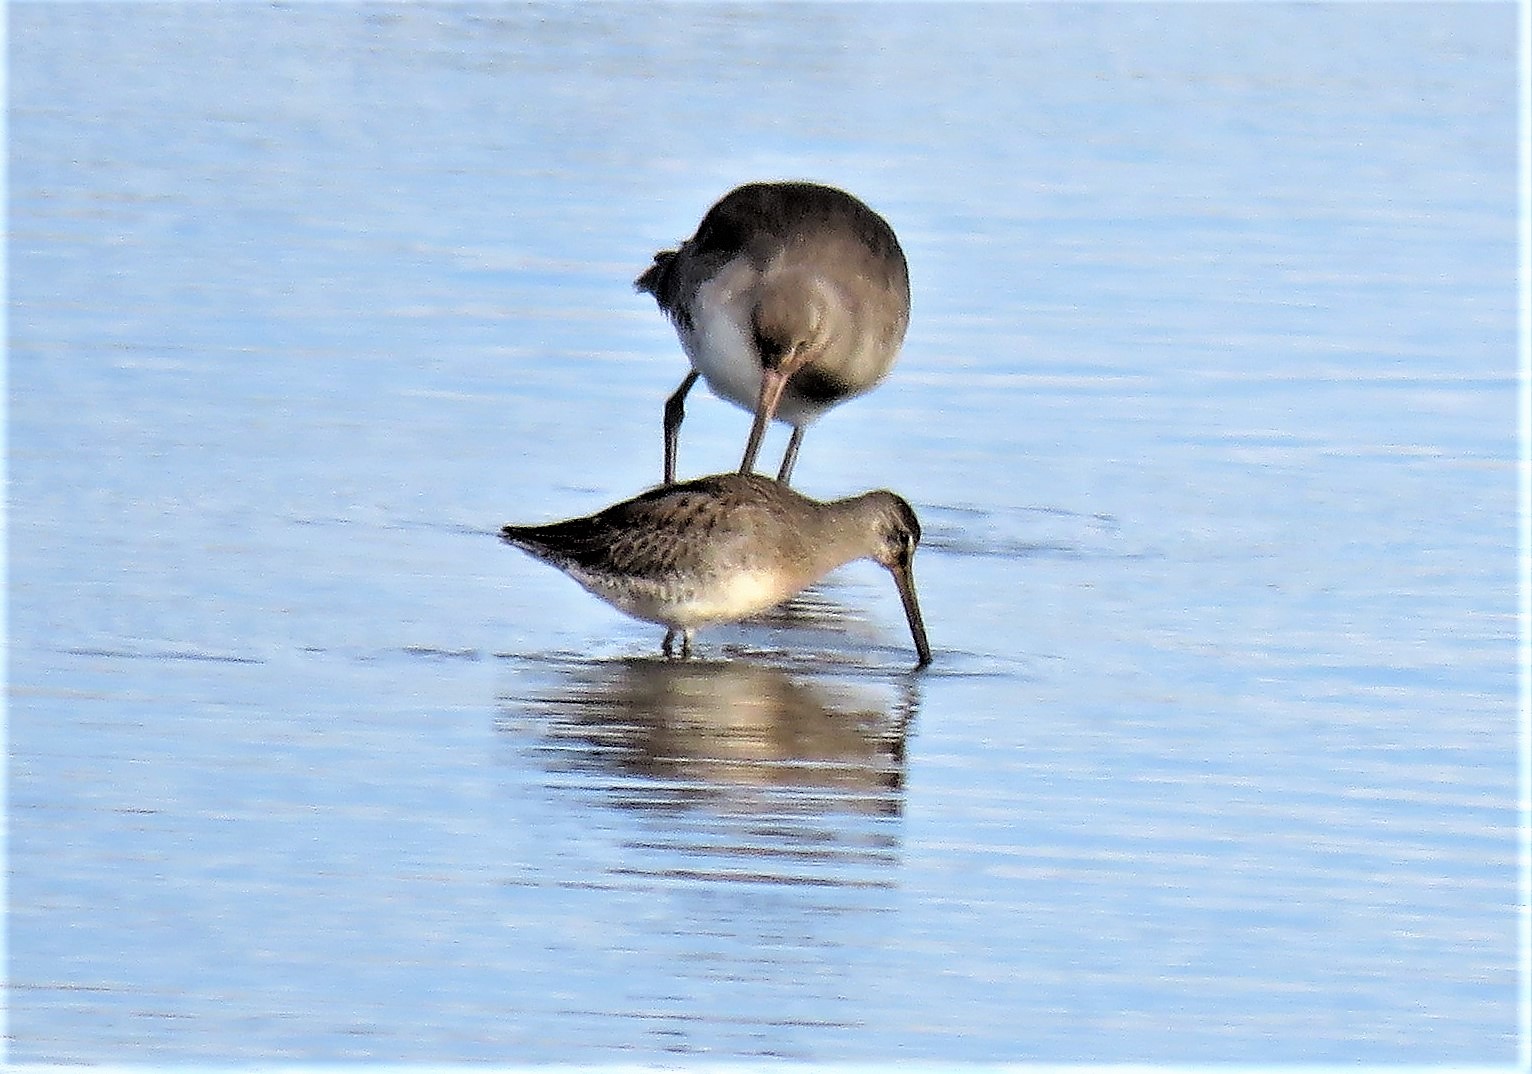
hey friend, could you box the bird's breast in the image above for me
[680,266,871,427]
[682,269,764,415]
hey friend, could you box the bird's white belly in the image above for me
[682,289,761,413]
[575,567,790,629]
[680,266,827,427]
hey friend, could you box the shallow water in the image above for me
[7,1,1521,1065]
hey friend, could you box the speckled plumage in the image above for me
[636,182,910,486]
[500,473,930,665]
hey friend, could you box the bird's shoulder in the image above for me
[612,473,797,528]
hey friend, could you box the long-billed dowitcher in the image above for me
[498,473,931,666]
[636,181,910,486]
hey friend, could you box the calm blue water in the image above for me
[7,1,1522,1065]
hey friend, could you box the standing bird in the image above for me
[499,473,931,667]
[636,182,910,486]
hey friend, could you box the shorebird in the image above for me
[636,181,910,486]
[499,473,931,666]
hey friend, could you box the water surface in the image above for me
[7,1,1521,1065]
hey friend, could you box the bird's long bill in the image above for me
[739,366,789,476]
[890,559,932,668]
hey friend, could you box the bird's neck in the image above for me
[808,494,885,570]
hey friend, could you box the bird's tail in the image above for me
[634,249,676,297]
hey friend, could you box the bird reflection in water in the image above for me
[499,656,918,968]
[504,655,918,819]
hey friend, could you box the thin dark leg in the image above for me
[680,629,693,659]
[776,425,806,486]
[663,370,700,485]
[662,628,677,658]
[740,367,788,478]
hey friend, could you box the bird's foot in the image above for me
[662,628,694,660]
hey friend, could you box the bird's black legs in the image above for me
[661,628,693,659]
[776,426,805,486]
[668,366,802,487]
[663,370,700,485]
[739,366,790,479]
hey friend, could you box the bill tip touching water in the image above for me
[499,473,932,668]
